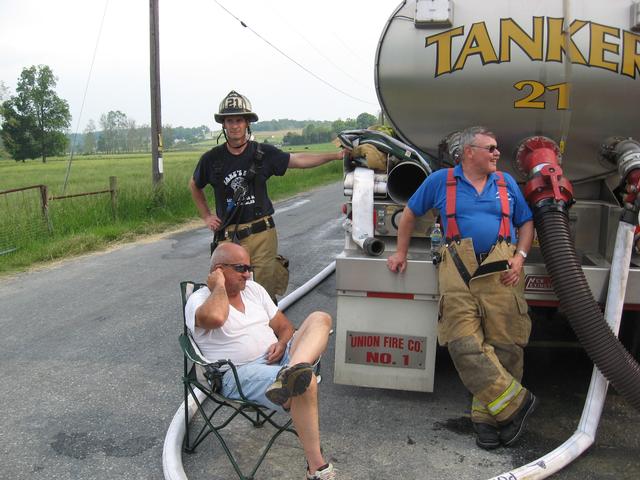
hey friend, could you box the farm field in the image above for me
[0,138,342,275]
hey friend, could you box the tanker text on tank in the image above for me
[425,17,640,79]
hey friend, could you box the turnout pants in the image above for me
[437,239,531,425]
[219,222,289,299]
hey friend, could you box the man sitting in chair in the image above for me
[184,242,336,480]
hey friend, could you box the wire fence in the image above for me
[0,185,50,256]
[0,177,117,256]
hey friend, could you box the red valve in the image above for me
[517,137,574,205]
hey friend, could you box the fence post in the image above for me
[39,185,53,233]
[110,176,118,220]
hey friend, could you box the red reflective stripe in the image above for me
[526,299,560,307]
[445,168,460,240]
[495,171,511,240]
[367,291,415,300]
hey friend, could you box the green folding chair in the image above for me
[179,281,298,480]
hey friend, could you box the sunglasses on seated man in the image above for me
[219,263,255,273]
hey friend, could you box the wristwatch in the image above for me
[517,249,528,259]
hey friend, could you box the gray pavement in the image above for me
[1,182,639,479]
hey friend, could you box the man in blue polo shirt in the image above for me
[387,126,536,450]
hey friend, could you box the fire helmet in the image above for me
[214,90,259,124]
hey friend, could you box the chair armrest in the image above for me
[179,334,211,366]
[179,333,257,402]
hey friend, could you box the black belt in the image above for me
[224,216,274,241]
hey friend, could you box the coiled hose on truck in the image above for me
[534,201,640,411]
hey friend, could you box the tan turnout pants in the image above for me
[219,219,289,299]
[437,239,532,425]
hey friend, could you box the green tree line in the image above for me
[282,112,377,146]
[76,113,212,154]
[1,64,379,162]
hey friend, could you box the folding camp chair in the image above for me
[179,280,298,480]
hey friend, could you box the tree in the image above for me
[356,112,377,129]
[0,81,9,157]
[83,119,96,154]
[99,110,128,153]
[0,65,71,162]
[162,124,174,149]
[331,119,347,134]
[0,81,8,122]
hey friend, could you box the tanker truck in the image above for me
[334,0,640,415]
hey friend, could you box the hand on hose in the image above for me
[204,213,222,231]
[501,254,524,286]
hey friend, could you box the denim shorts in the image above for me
[221,338,294,412]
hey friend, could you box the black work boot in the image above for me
[499,392,538,447]
[472,422,500,450]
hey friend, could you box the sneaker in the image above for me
[307,463,336,480]
[499,391,538,447]
[472,422,500,450]
[265,362,313,406]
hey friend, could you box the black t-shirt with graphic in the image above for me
[192,142,290,224]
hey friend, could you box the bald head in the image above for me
[210,243,250,272]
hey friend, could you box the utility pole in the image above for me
[150,0,163,188]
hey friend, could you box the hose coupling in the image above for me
[601,137,640,224]
[516,136,574,208]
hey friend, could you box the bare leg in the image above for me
[287,311,332,365]
[289,377,326,472]
[284,311,332,473]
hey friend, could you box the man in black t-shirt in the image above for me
[190,90,345,299]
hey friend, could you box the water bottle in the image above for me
[430,222,443,257]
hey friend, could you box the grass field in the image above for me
[0,139,342,275]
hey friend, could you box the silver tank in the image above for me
[375,0,640,189]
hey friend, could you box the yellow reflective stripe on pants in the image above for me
[487,379,523,416]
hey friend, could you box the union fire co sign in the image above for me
[345,331,427,369]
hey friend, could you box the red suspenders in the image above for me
[495,172,511,243]
[445,169,461,242]
[444,169,511,244]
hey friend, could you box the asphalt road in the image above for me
[1,181,638,480]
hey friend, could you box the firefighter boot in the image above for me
[498,391,538,446]
[472,422,500,450]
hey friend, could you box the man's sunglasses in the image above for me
[470,144,499,153]
[220,263,255,273]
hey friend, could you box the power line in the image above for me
[268,4,371,91]
[212,0,377,106]
[62,0,110,194]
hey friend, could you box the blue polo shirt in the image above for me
[407,165,533,254]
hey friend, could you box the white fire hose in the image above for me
[162,262,337,480]
[343,171,388,196]
[345,167,385,256]
[487,221,636,479]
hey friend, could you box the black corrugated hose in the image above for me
[534,202,640,411]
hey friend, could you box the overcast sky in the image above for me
[0,0,401,133]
